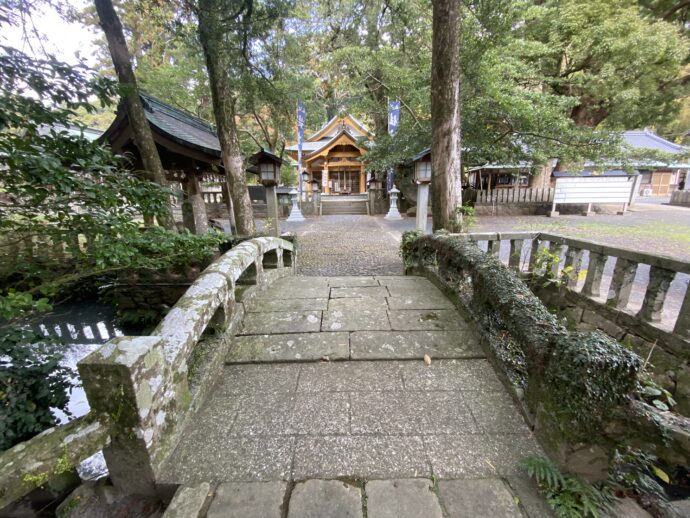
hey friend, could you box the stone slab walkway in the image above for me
[160,275,552,516]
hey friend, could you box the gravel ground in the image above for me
[279,215,416,276]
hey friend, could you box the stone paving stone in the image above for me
[327,276,380,287]
[176,395,240,437]
[163,482,210,518]
[386,291,455,310]
[214,364,300,395]
[292,435,431,479]
[240,311,322,334]
[287,392,350,435]
[350,391,478,435]
[424,433,544,478]
[465,391,531,434]
[272,275,330,288]
[226,332,349,363]
[350,330,483,360]
[264,284,330,299]
[207,481,286,518]
[328,297,387,311]
[437,479,522,518]
[505,476,555,518]
[401,359,505,392]
[322,307,390,332]
[365,479,443,518]
[288,480,363,518]
[230,392,297,436]
[331,286,390,298]
[376,275,434,285]
[388,309,467,331]
[297,362,404,392]
[247,297,328,312]
[159,434,295,484]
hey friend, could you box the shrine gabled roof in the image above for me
[101,92,221,158]
[302,129,364,162]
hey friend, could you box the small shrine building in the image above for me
[286,115,372,195]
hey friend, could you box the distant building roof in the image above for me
[553,169,639,177]
[39,123,102,141]
[622,129,685,154]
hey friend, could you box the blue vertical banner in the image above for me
[297,101,306,197]
[387,100,401,190]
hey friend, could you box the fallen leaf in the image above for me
[320,356,330,362]
[424,354,432,365]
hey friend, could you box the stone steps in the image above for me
[165,476,556,517]
[321,198,368,215]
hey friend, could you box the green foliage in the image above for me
[544,331,641,440]
[0,326,72,451]
[520,455,613,518]
[637,379,677,412]
[0,16,228,450]
[531,248,574,288]
[453,205,476,233]
[523,0,689,129]
[610,447,669,501]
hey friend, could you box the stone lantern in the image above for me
[311,180,321,214]
[286,188,306,222]
[248,149,283,236]
[384,185,403,220]
[411,148,431,232]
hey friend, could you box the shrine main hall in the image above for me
[286,114,371,195]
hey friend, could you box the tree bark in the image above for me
[197,0,255,236]
[431,0,462,231]
[93,0,176,231]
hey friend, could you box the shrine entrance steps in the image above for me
[159,275,552,517]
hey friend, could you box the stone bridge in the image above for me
[3,231,690,516]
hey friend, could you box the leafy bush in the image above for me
[0,326,72,450]
[544,331,641,441]
[521,455,613,518]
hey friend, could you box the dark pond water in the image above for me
[32,300,126,480]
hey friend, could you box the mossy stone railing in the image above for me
[77,236,295,496]
[401,232,685,473]
[463,231,690,340]
[0,236,295,505]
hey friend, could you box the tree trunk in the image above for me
[93,0,176,231]
[431,0,462,231]
[197,0,255,236]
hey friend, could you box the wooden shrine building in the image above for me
[100,92,230,234]
[286,114,372,195]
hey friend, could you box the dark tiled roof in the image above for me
[139,92,221,157]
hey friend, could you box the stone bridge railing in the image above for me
[402,232,690,474]
[0,236,295,506]
[464,231,689,340]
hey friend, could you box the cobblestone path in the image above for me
[160,276,553,517]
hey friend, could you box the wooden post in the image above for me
[323,163,330,195]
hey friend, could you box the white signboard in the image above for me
[554,176,635,204]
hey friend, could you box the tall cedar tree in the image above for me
[431,0,462,230]
[197,0,255,236]
[93,0,176,231]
